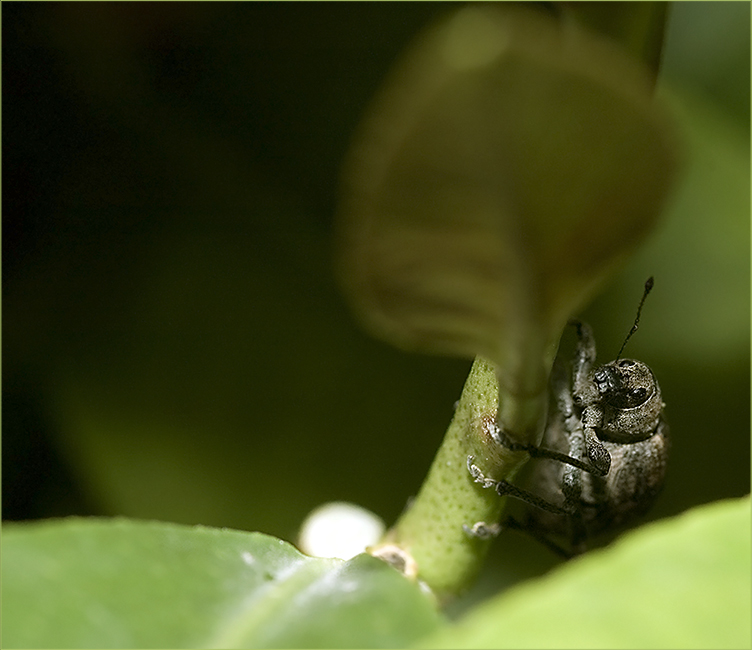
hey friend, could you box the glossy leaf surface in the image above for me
[2,518,443,649]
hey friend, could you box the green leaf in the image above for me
[338,4,678,409]
[2,518,443,649]
[420,496,751,649]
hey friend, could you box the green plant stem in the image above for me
[373,357,531,602]
[561,1,670,77]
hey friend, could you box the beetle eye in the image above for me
[630,387,647,403]
[618,359,635,367]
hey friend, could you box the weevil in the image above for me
[467,278,669,555]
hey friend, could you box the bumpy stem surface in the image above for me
[371,357,536,602]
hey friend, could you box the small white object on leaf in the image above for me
[298,502,386,560]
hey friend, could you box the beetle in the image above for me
[467,278,669,556]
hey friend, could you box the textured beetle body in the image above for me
[468,279,670,555]
[504,317,670,554]
[517,353,669,545]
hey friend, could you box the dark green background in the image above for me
[4,2,749,589]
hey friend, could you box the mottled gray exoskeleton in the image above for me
[468,278,669,555]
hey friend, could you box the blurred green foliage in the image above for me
[4,1,749,599]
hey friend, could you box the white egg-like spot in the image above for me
[298,501,386,560]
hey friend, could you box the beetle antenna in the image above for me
[616,277,654,361]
